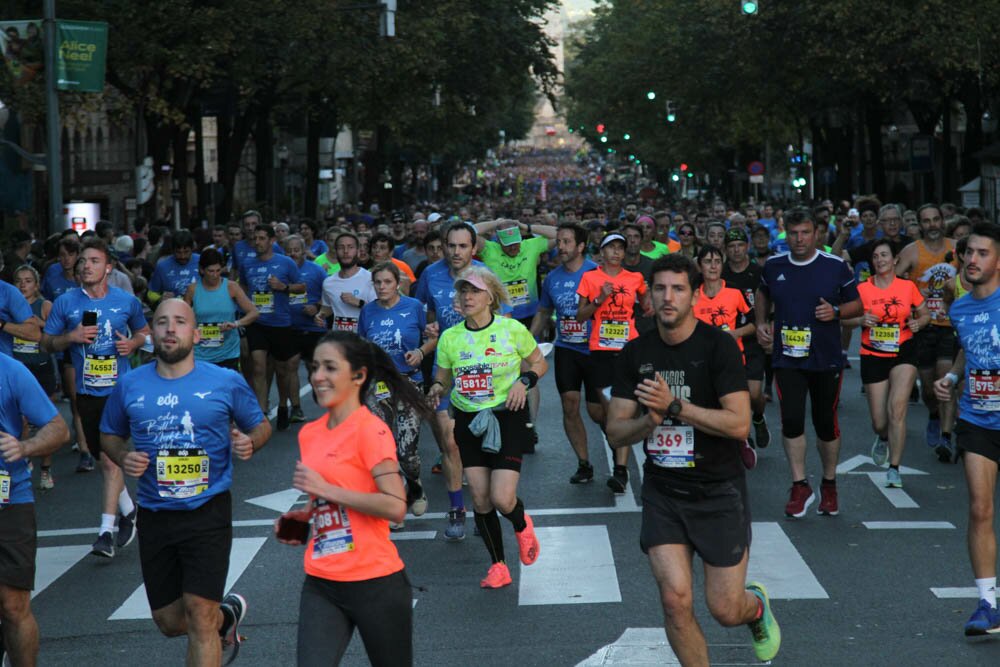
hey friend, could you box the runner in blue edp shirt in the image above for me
[0,280,38,358]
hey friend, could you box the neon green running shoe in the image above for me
[746,581,781,662]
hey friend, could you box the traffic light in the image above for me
[600,136,608,143]
[596,123,606,134]
[671,173,680,182]
[646,91,656,101]
[792,176,807,188]
[741,1,758,15]
[623,133,631,141]
[680,163,689,172]
[136,157,155,205]
[666,100,677,123]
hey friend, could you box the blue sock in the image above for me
[448,489,464,510]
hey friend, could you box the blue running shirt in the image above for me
[358,296,426,379]
[100,361,264,510]
[149,255,200,297]
[413,259,486,333]
[539,259,597,354]
[290,259,328,333]
[41,263,77,301]
[950,288,1000,430]
[44,287,146,396]
[239,254,300,328]
[0,281,35,358]
[0,354,59,505]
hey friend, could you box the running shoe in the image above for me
[746,582,781,661]
[740,440,758,470]
[91,531,115,558]
[818,482,839,516]
[886,468,903,488]
[925,417,941,448]
[784,484,815,518]
[276,406,290,431]
[410,490,428,517]
[606,467,628,494]
[39,469,54,490]
[964,599,1000,636]
[431,455,443,475]
[516,514,540,566]
[871,437,889,467]
[71,441,80,452]
[389,520,405,531]
[116,508,138,549]
[753,416,771,449]
[569,461,594,484]
[480,562,512,589]
[936,440,957,464]
[220,593,247,664]
[444,509,466,541]
[76,452,95,473]
[289,406,306,423]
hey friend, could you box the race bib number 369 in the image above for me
[646,423,695,468]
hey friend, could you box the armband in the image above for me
[518,371,539,389]
[944,372,959,386]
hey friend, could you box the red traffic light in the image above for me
[596,123,606,134]
[679,163,688,172]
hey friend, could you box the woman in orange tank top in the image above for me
[274,331,431,666]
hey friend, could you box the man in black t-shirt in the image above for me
[606,254,781,665]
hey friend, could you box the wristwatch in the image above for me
[667,398,683,419]
[518,376,532,387]
[832,304,841,319]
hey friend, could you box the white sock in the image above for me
[118,489,135,516]
[100,513,117,535]
[976,578,997,608]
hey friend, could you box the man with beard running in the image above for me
[101,299,271,665]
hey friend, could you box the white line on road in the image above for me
[267,384,314,420]
[33,545,92,599]
[390,531,437,541]
[865,472,919,508]
[109,537,267,620]
[837,453,928,476]
[931,587,979,599]
[864,521,955,530]
[747,522,828,599]
[519,525,621,606]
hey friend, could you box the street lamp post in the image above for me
[44,0,63,235]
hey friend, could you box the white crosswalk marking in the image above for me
[108,537,267,620]
[33,545,92,599]
[931,587,980,599]
[747,523,828,599]
[519,525,621,606]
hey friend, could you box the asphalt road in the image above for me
[24,350,1000,666]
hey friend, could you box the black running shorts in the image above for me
[246,323,296,361]
[0,503,37,591]
[860,339,917,385]
[453,405,530,473]
[589,350,619,390]
[138,492,233,610]
[295,330,325,364]
[640,474,751,568]
[956,419,1000,462]
[774,368,843,441]
[915,325,957,369]
[743,343,765,382]
[554,346,602,404]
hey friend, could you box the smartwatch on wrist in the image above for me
[667,399,683,419]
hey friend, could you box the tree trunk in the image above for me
[216,109,255,225]
[254,112,273,217]
[193,109,207,225]
[305,98,321,220]
[171,127,190,228]
[960,82,984,185]
[941,99,952,201]
[865,102,886,199]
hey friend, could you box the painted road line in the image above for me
[267,384,313,420]
[747,522,828,599]
[632,443,645,485]
[245,488,307,513]
[837,453,928,476]
[931,587,979,599]
[865,472,919,508]
[577,628,760,666]
[390,531,436,541]
[109,537,267,620]
[32,545,92,599]
[519,525,621,606]
[864,521,955,530]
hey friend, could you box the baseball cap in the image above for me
[725,228,749,244]
[427,212,442,223]
[454,270,489,291]
[600,233,626,248]
[497,226,523,246]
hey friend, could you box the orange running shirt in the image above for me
[576,267,647,351]
[693,282,751,352]
[299,406,404,582]
[909,239,957,327]
[857,276,924,357]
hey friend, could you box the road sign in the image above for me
[910,135,933,173]
[747,160,765,175]
[749,174,764,184]
[818,166,837,185]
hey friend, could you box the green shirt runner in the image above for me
[478,235,549,320]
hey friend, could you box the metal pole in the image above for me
[43,0,63,235]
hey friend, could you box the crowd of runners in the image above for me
[2,148,1000,664]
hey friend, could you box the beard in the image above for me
[155,339,193,364]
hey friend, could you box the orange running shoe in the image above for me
[516,514,540,565]
[480,562,512,589]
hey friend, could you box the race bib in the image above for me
[455,363,495,402]
[780,326,811,358]
[968,369,1000,412]
[156,448,210,499]
[311,498,355,558]
[598,320,629,350]
[198,322,224,348]
[374,380,391,402]
[505,279,529,306]
[289,292,307,306]
[558,317,588,345]
[926,296,946,322]
[83,354,118,388]
[646,422,696,468]
[334,316,358,332]
[870,324,900,353]
[0,470,9,505]
[13,337,39,355]
[252,291,274,314]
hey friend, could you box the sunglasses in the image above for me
[678,230,694,236]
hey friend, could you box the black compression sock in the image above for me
[501,498,527,533]
[929,411,940,421]
[474,510,505,564]
[793,479,809,487]
[821,477,836,486]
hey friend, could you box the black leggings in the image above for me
[296,570,412,667]
[774,368,843,441]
